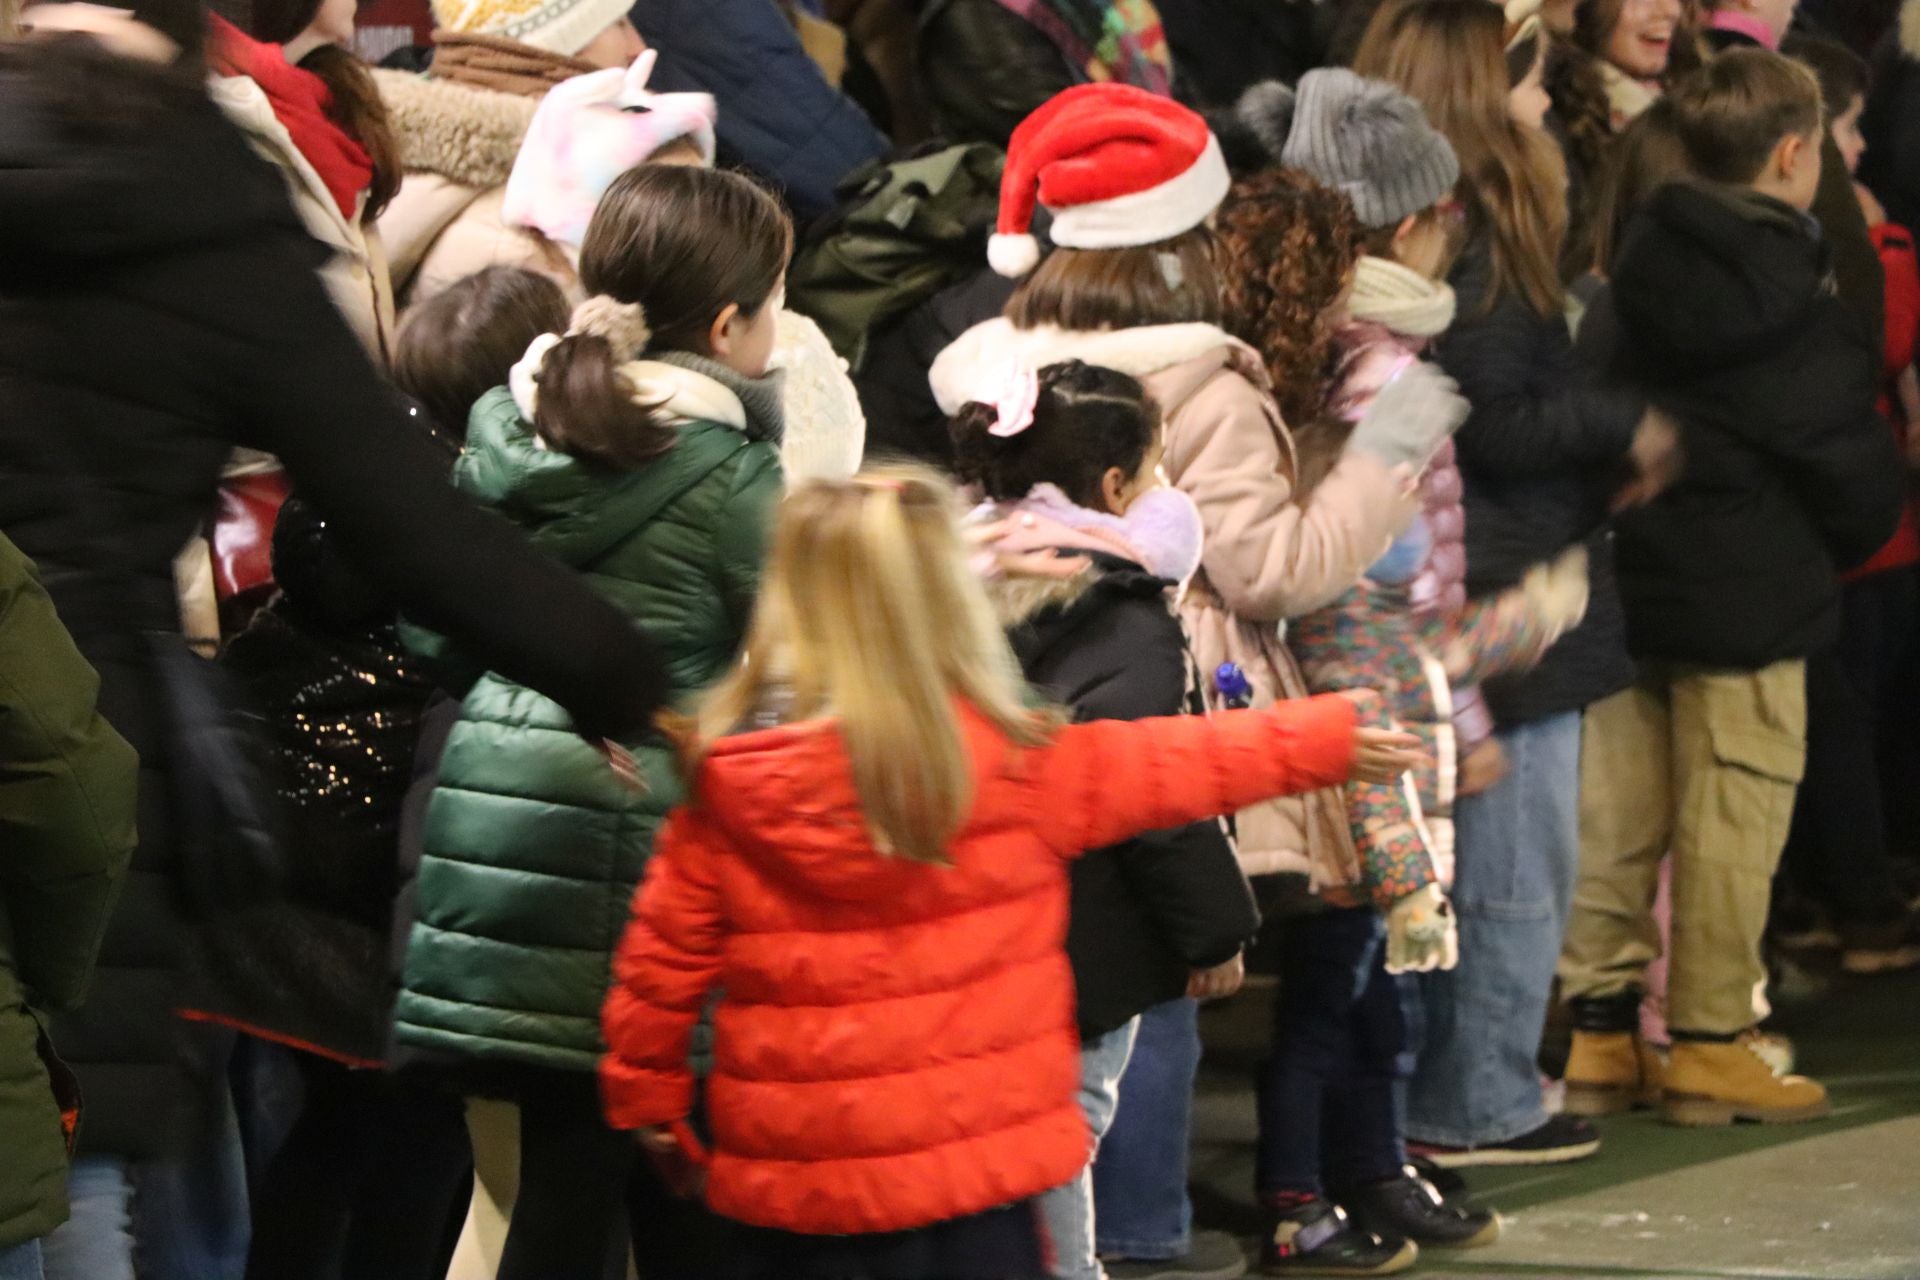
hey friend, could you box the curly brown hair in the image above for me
[1216,168,1364,476]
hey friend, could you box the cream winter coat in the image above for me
[932,319,1418,880]
[372,69,569,308]
[212,74,396,363]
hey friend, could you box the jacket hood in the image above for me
[372,67,536,189]
[0,51,306,266]
[929,318,1257,415]
[454,386,751,568]
[690,702,1019,902]
[1612,181,1827,371]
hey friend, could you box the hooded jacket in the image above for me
[1589,182,1903,667]
[0,535,136,1248]
[600,695,1359,1235]
[0,42,668,1156]
[395,380,780,1071]
[932,318,1414,880]
[980,488,1258,1037]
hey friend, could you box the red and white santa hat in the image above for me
[988,83,1232,278]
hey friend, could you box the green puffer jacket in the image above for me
[394,386,780,1072]
[0,534,137,1248]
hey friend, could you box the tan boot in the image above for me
[1662,1032,1830,1127]
[1564,1030,1664,1116]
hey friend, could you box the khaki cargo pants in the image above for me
[1559,660,1806,1036]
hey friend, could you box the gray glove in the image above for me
[1344,361,1470,472]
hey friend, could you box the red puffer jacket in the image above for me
[601,695,1358,1235]
[1848,220,1920,582]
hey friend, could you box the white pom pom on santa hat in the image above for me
[989,83,1231,279]
[988,233,1042,279]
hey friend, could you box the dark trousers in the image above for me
[1784,570,1918,924]
[497,1069,738,1280]
[722,1201,1049,1279]
[1256,907,1411,1199]
[244,1049,471,1280]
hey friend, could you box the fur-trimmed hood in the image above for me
[974,484,1205,628]
[929,318,1261,416]
[373,68,537,189]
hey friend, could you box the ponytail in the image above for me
[531,333,678,470]
[302,44,400,222]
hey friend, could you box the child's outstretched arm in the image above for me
[602,807,729,1133]
[1425,545,1590,687]
[1030,693,1420,857]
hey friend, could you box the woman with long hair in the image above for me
[0,5,670,1276]
[1355,0,1677,1171]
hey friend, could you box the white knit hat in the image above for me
[433,0,631,57]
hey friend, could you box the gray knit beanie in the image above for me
[1238,69,1461,230]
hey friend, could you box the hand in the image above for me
[1347,362,1471,472]
[1456,738,1508,796]
[1384,883,1459,974]
[964,520,1092,582]
[636,1124,707,1199]
[1856,181,1888,228]
[1518,545,1591,637]
[1612,407,1682,513]
[1187,953,1245,1001]
[1336,690,1427,783]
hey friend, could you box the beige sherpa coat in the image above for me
[932,319,1418,881]
[373,69,571,308]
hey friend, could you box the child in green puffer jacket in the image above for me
[393,164,791,1280]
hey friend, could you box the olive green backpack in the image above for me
[785,141,1005,373]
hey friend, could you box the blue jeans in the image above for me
[1406,712,1582,1148]
[0,1240,44,1280]
[42,1157,133,1280]
[1256,908,1410,1199]
[41,1080,249,1280]
[1093,999,1202,1261]
[1039,1019,1139,1280]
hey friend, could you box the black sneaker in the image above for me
[1407,1114,1600,1169]
[1337,1169,1502,1249]
[1258,1200,1417,1276]
[1840,911,1920,975]
[1104,1230,1249,1279]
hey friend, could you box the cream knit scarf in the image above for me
[1349,255,1457,338]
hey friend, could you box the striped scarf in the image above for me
[993,0,1173,96]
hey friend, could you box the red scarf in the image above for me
[210,15,373,221]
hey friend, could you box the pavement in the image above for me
[1186,964,1920,1280]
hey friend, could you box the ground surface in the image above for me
[1189,965,1920,1280]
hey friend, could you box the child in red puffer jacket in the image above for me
[598,466,1419,1279]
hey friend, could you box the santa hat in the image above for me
[989,83,1231,278]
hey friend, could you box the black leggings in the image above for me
[497,1069,740,1280]
[245,1052,472,1280]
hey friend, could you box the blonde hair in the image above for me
[686,466,1057,864]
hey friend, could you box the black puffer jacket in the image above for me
[997,553,1259,1038]
[1434,231,1643,725]
[0,43,667,1155]
[915,0,1079,148]
[1590,182,1902,666]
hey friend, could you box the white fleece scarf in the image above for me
[928,319,1247,415]
[1348,256,1458,339]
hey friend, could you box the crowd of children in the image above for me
[1,0,1917,1278]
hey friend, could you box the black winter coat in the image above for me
[1158,0,1325,108]
[1434,232,1642,725]
[0,45,666,1155]
[856,268,1018,466]
[209,499,440,1065]
[1589,182,1903,667]
[1002,554,1259,1038]
[915,0,1079,148]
